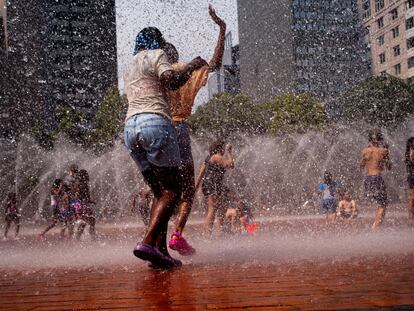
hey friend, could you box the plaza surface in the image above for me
[1,211,414,310]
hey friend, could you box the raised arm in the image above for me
[208,4,227,72]
[195,162,207,192]
[160,57,208,91]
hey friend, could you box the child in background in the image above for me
[337,190,358,221]
[316,171,338,222]
[75,169,96,240]
[4,192,20,240]
[195,141,234,237]
[39,179,64,239]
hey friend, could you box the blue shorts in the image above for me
[321,198,336,214]
[124,114,181,172]
[364,175,388,207]
[174,121,193,167]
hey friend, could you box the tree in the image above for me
[343,76,414,127]
[53,86,127,151]
[187,93,268,138]
[90,87,128,151]
[264,93,328,135]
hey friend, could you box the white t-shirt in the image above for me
[124,49,174,120]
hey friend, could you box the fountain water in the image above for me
[0,118,412,222]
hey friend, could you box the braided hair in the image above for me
[133,27,166,55]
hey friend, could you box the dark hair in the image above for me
[7,192,16,201]
[134,27,166,55]
[323,171,333,186]
[406,137,414,164]
[52,178,62,189]
[209,140,225,156]
[368,128,384,147]
[78,169,89,183]
[163,42,179,63]
[69,164,79,173]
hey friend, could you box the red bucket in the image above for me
[246,223,259,234]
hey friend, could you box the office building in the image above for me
[237,0,371,106]
[359,0,414,82]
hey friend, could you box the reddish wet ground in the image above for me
[1,212,414,310]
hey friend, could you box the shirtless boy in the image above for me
[359,129,392,230]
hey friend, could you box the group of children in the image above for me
[316,132,414,230]
[316,171,358,222]
[38,164,96,241]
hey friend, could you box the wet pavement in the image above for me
[1,212,414,310]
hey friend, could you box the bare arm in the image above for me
[359,149,368,170]
[208,4,226,72]
[195,163,207,192]
[160,57,208,91]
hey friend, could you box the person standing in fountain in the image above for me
[316,171,338,222]
[75,169,96,240]
[405,137,414,225]
[3,192,20,240]
[195,141,234,236]
[163,4,226,255]
[359,129,392,230]
[123,27,207,268]
[39,179,64,239]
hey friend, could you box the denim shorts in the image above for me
[321,198,336,214]
[124,113,181,172]
[174,121,194,167]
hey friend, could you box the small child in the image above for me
[75,169,96,240]
[337,190,358,220]
[317,171,338,221]
[4,192,20,240]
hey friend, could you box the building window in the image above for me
[407,17,414,30]
[392,26,400,38]
[390,8,398,20]
[393,45,401,56]
[380,70,387,76]
[378,35,385,46]
[408,36,414,49]
[407,0,414,9]
[394,63,401,75]
[375,0,385,12]
[363,0,371,18]
[377,17,384,29]
[409,56,414,68]
[379,53,386,63]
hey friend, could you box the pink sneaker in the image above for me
[168,231,196,256]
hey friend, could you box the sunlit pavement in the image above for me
[1,211,414,310]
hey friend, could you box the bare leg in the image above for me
[174,165,195,233]
[4,220,11,238]
[372,207,386,230]
[76,221,87,240]
[15,218,20,238]
[408,188,414,225]
[205,195,217,236]
[142,189,177,246]
[40,220,57,237]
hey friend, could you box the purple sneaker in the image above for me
[168,231,196,256]
[133,242,179,268]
